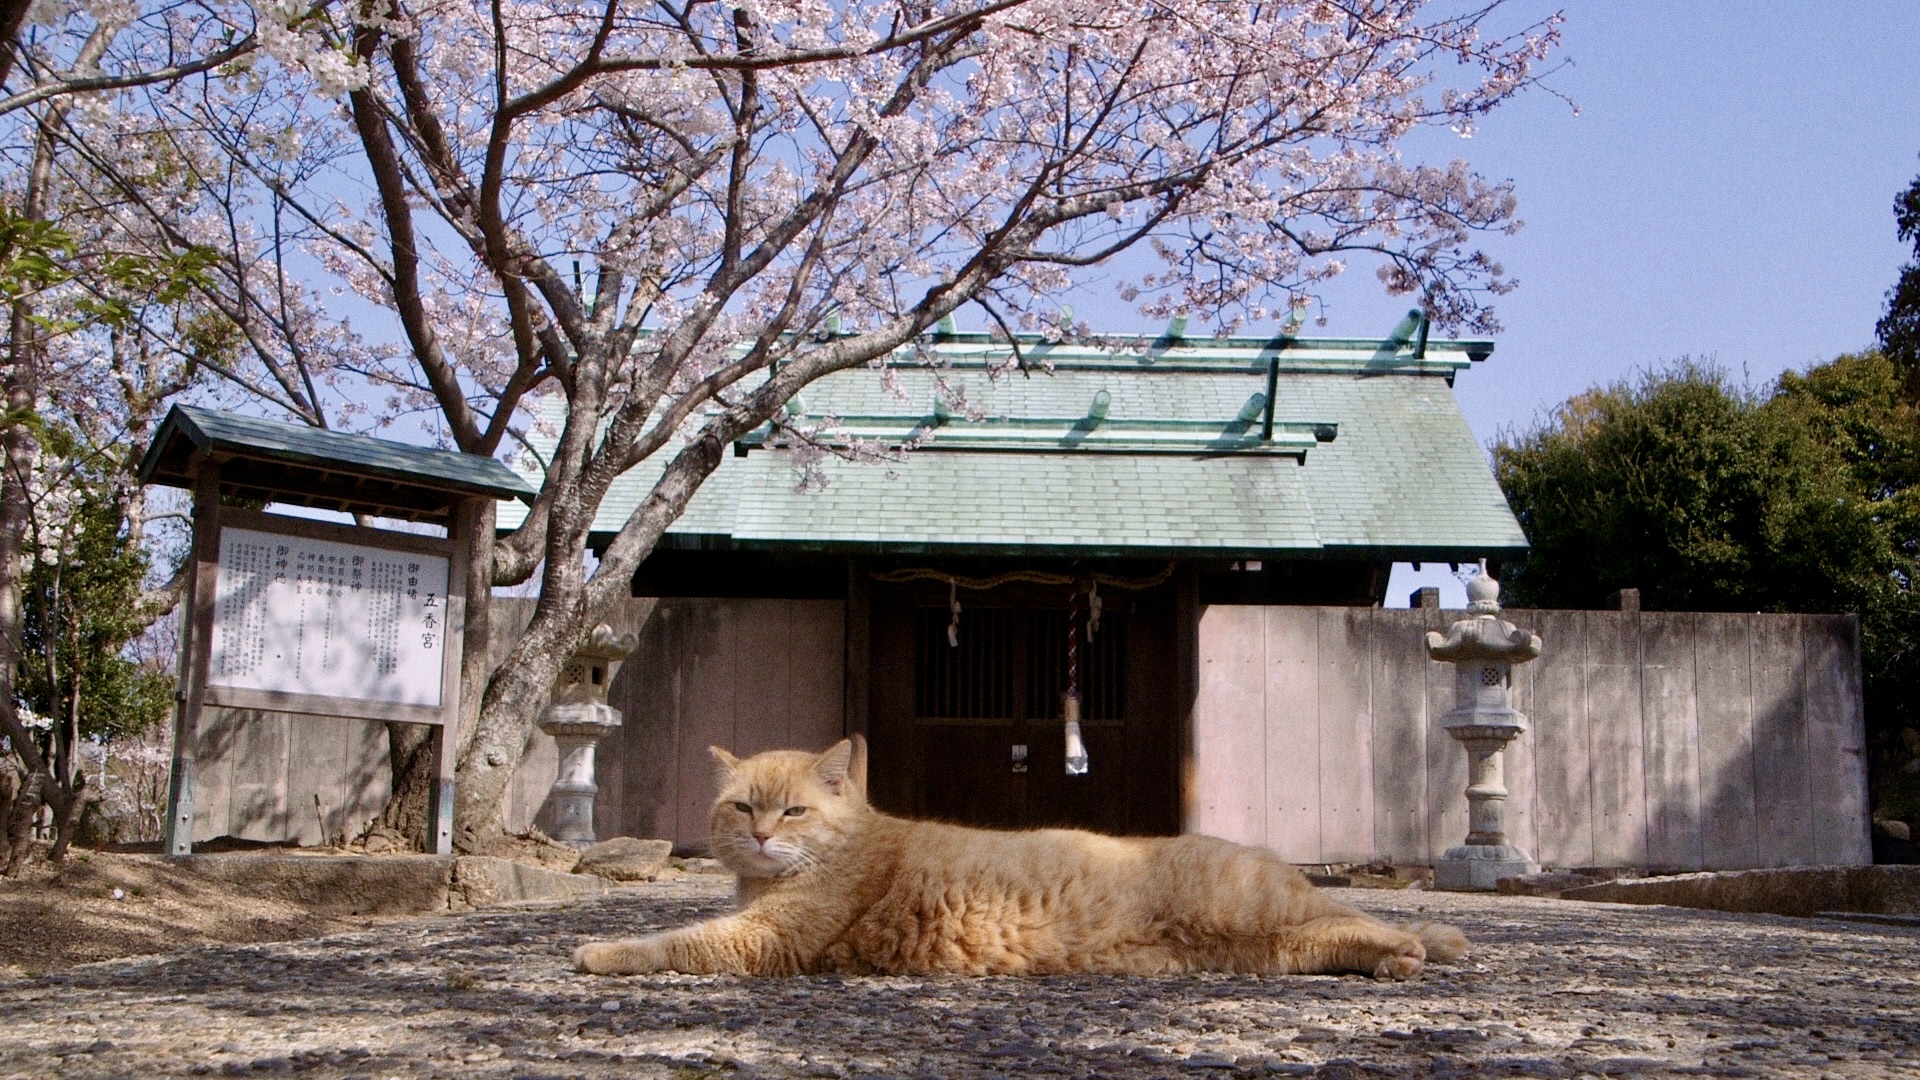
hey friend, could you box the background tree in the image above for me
[6,475,174,870]
[1494,354,1920,825]
[32,0,1560,850]
[0,203,222,872]
[0,1,235,865]
[0,1,317,868]
[1877,166,1920,394]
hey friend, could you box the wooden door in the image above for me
[868,587,1177,836]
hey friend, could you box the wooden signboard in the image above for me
[142,405,535,859]
[164,469,475,857]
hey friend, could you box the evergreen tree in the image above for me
[1877,169,1920,392]
[1494,354,1920,824]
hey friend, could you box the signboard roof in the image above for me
[139,405,536,521]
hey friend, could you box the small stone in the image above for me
[600,999,621,1012]
[577,837,674,881]
[1497,871,1604,898]
[677,857,731,876]
[1291,1028,1340,1044]
[1872,819,1911,842]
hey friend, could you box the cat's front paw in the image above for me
[1371,941,1426,980]
[572,941,619,974]
[573,939,664,975]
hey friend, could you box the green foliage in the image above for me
[0,205,221,339]
[18,484,174,745]
[1494,353,1920,814]
[1878,168,1920,390]
[1493,359,1899,615]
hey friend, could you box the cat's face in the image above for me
[708,740,863,878]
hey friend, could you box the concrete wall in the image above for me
[193,595,1870,870]
[602,597,846,851]
[1191,606,1873,870]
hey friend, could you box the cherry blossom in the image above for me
[5,0,1560,847]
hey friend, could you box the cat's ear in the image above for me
[847,733,869,800]
[813,739,855,797]
[709,746,741,786]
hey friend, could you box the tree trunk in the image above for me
[0,218,62,875]
[380,501,498,850]
[452,605,571,853]
[46,771,93,863]
[3,765,42,876]
[371,721,435,843]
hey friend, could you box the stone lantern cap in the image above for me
[1425,571,1541,736]
[551,623,640,709]
[1424,574,1542,665]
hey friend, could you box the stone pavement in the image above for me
[2,876,1916,1079]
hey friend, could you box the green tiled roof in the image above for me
[497,331,1527,559]
[141,405,536,520]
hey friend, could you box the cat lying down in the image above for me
[572,738,1466,979]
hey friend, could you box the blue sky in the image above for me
[1291,3,1920,604]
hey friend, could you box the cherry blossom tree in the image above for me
[22,0,1559,850]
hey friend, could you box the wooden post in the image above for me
[1174,562,1198,833]
[427,498,477,856]
[843,558,870,741]
[164,462,223,855]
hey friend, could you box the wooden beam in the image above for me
[164,462,224,855]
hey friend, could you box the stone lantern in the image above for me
[1425,570,1543,890]
[538,623,639,848]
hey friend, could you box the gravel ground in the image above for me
[1,876,1916,1080]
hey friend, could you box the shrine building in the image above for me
[497,319,1530,847]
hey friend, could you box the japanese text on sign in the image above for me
[208,527,451,707]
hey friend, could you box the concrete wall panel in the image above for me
[1694,614,1758,870]
[1262,606,1317,859]
[1192,605,1266,847]
[1584,612,1649,868]
[1750,616,1814,866]
[1316,610,1373,863]
[1526,610,1592,868]
[1805,618,1872,865]
[1370,609,1430,864]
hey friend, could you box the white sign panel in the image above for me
[208,527,451,707]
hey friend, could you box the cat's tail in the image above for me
[1404,921,1469,963]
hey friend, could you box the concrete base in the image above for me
[164,854,610,915]
[1434,844,1539,891]
[1559,865,1920,917]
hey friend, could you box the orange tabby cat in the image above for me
[572,738,1466,979]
